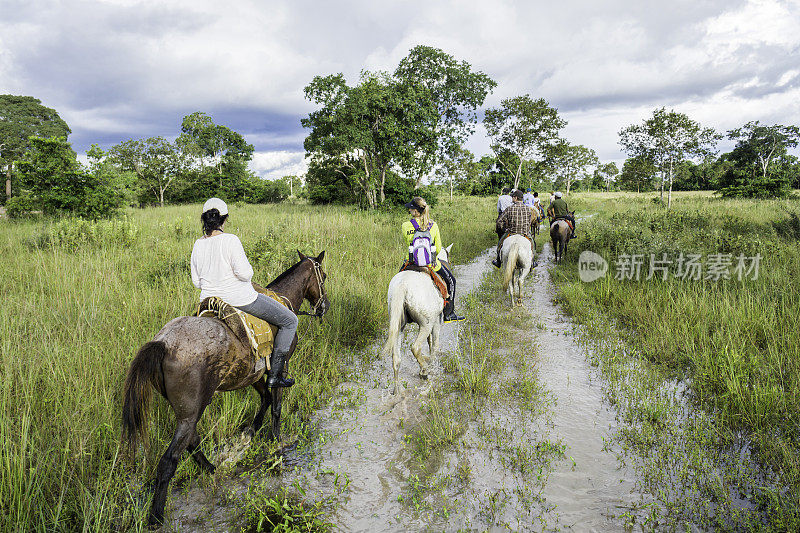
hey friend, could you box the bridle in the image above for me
[297,258,327,318]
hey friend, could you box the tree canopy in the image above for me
[619,107,719,208]
[717,121,800,198]
[302,71,438,208]
[395,45,496,168]
[0,95,71,201]
[483,95,566,190]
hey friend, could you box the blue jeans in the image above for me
[236,294,298,361]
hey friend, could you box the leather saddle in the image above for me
[399,261,449,303]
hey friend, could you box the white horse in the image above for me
[382,244,453,394]
[501,234,534,307]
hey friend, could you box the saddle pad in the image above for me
[400,261,449,303]
[196,292,289,370]
[550,218,574,233]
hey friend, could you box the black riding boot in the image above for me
[437,263,465,322]
[443,297,465,323]
[492,244,502,268]
[266,350,294,388]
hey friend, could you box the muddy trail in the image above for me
[169,244,642,531]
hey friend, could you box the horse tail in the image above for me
[503,240,519,290]
[382,285,406,359]
[122,340,166,451]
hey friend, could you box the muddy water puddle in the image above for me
[167,245,644,531]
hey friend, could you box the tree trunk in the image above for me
[566,176,572,196]
[514,161,523,189]
[5,165,11,200]
[159,187,165,207]
[450,177,453,200]
[379,167,386,204]
[667,160,674,209]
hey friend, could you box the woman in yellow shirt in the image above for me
[402,196,465,323]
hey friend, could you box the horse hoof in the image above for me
[419,371,429,380]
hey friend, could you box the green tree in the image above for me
[280,175,303,197]
[302,71,438,208]
[483,95,566,190]
[15,136,120,218]
[618,155,657,192]
[177,111,254,187]
[551,141,598,195]
[0,95,71,201]
[435,145,476,199]
[110,137,186,207]
[395,45,496,173]
[598,162,619,192]
[619,107,719,208]
[717,121,800,198]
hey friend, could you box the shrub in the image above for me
[31,217,140,250]
[5,195,36,218]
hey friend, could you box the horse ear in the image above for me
[446,244,453,254]
[316,251,325,263]
[298,250,307,260]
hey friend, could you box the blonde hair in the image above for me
[410,196,433,229]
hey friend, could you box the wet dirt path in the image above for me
[526,242,641,530]
[289,243,641,531]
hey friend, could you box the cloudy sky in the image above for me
[2,0,799,179]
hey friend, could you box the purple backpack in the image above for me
[409,219,434,266]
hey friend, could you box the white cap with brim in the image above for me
[202,197,228,215]
[555,192,563,198]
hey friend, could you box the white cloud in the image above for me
[2,0,799,167]
[250,150,308,179]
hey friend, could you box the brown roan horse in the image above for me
[122,251,329,528]
[550,212,574,262]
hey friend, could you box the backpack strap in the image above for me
[410,218,420,231]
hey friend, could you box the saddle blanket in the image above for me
[400,261,449,304]
[196,291,289,372]
[551,217,574,233]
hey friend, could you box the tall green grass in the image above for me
[552,192,800,527]
[0,197,495,531]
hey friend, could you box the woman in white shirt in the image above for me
[190,198,298,388]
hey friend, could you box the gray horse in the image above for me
[550,216,574,262]
[122,251,329,528]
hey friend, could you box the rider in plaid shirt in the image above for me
[492,190,538,268]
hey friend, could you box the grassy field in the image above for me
[549,191,800,529]
[0,197,496,532]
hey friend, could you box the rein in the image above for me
[297,258,326,318]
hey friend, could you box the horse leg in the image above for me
[187,426,215,474]
[393,325,403,394]
[250,377,271,436]
[148,418,196,527]
[268,387,283,441]
[412,321,434,378]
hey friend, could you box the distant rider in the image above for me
[402,197,465,323]
[523,188,535,208]
[492,189,539,268]
[547,191,577,239]
[497,187,513,215]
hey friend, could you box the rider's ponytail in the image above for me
[411,196,433,229]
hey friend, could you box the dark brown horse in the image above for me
[550,213,574,262]
[122,251,329,528]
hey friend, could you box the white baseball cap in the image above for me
[554,191,563,198]
[202,197,228,215]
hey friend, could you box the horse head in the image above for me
[438,243,454,264]
[297,250,330,318]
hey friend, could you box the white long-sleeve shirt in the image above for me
[497,194,513,214]
[190,233,259,306]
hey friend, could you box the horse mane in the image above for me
[267,259,307,288]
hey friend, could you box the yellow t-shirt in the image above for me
[402,219,443,270]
